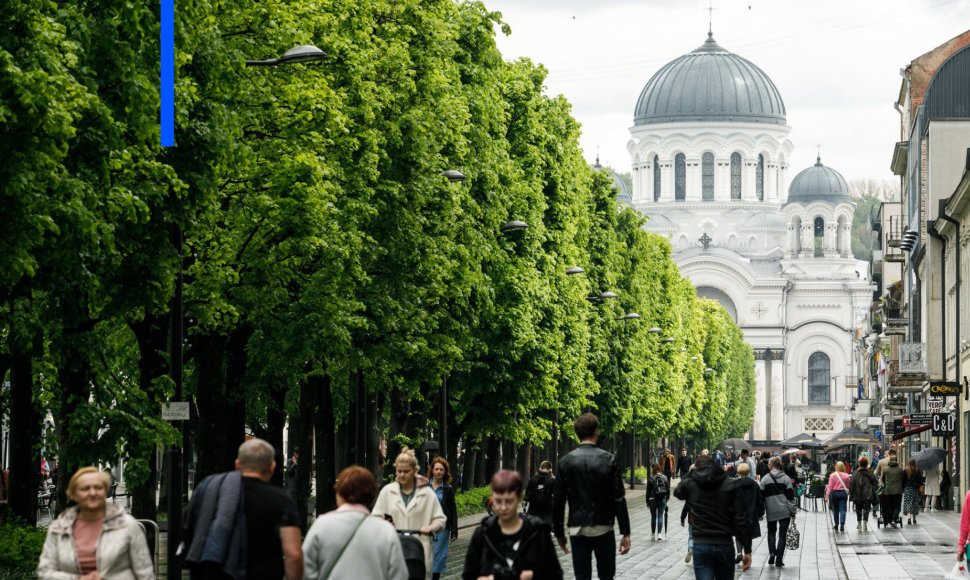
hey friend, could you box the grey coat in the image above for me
[38,503,154,580]
[303,508,408,580]
[759,469,795,522]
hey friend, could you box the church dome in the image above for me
[787,157,850,205]
[634,33,787,126]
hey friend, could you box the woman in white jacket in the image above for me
[38,467,153,580]
[372,448,446,580]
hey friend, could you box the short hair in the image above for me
[539,460,553,470]
[737,463,751,476]
[700,449,709,456]
[858,457,869,468]
[431,457,452,484]
[888,448,897,456]
[680,449,687,454]
[651,462,662,474]
[574,413,599,440]
[67,467,110,500]
[740,448,749,457]
[334,466,378,506]
[490,470,523,496]
[835,461,846,473]
[238,438,275,471]
[695,454,714,467]
[395,447,418,471]
[769,456,782,469]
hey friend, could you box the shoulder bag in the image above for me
[785,520,800,551]
[322,514,368,580]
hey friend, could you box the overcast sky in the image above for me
[488,0,970,187]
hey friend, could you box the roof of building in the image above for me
[633,33,786,127]
[923,44,970,121]
[592,158,632,205]
[786,157,851,205]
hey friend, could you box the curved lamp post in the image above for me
[440,169,467,183]
[566,266,585,275]
[500,220,529,233]
[245,45,327,67]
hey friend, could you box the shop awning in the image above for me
[892,423,931,441]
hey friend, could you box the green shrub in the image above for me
[634,466,649,481]
[0,518,47,579]
[455,487,492,519]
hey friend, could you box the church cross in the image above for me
[707,1,715,34]
[699,232,712,249]
[751,302,768,319]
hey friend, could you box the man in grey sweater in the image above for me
[759,456,796,568]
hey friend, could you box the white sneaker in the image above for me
[652,533,657,541]
[658,533,664,541]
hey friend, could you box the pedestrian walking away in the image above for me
[552,413,631,580]
[429,457,458,580]
[525,460,556,527]
[373,447,447,580]
[879,452,905,528]
[825,461,850,532]
[303,466,408,580]
[848,457,878,531]
[463,470,563,580]
[182,438,304,580]
[675,454,752,579]
[733,463,763,564]
[646,462,670,541]
[902,458,924,525]
[760,455,796,569]
[38,467,154,580]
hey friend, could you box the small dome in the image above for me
[592,158,632,206]
[786,157,850,205]
[634,33,786,126]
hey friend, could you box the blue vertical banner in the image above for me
[161,0,174,147]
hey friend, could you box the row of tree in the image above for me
[0,0,755,524]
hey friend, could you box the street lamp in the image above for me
[661,337,676,344]
[615,312,641,321]
[499,220,529,233]
[245,45,327,67]
[566,266,585,275]
[440,169,467,183]
[704,368,715,373]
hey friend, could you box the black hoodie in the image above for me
[462,514,563,580]
[674,461,751,553]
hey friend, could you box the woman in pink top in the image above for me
[38,467,153,580]
[959,489,970,558]
[825,461,851,532]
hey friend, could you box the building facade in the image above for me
[625,33,872,442]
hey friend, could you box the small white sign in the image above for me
[866,417,882,427]
[162,402,190,421]
[928,396,945,411]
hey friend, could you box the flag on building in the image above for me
[876,351,888,394]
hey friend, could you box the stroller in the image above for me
[395,529,428,580]
[876,492,903,528]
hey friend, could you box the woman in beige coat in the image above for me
[38,467,153,580]
[372,448,446,580]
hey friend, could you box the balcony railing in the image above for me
[899,342,926,374]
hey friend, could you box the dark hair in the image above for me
[858,457,869,469]
[431,456,452,484]
[695,454,714,467]
[905,458,917,479]
[740,448,749,457]
[490,470,524,496]
[574,413,599,440]
[888,448,897,456]
[781,454,791,465]
[334,466,378,507]
[539,460,553,470]
[651,462,662,474]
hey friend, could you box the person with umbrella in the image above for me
[914,447,945,511]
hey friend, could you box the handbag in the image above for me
[785,520,800,551]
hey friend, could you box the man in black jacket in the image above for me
[525,460,556,526]
[675,454,752,577]
[553,413,631,580]
[677,449,692,479]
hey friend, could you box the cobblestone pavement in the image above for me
[443,483,964,579]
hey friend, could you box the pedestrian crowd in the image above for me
[32,421,959,580]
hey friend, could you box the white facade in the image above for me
[625,35,873,442]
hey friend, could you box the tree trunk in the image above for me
[475,438,488,487]
[266,383,287,486]
[484,437,500,485]
[225,325,250,469]
[462,440,478,492]
[128,313,168,519]
[384,386,407,483]
[296,378,314,530]
[9,353,39,524]
[55,340,92,512]
[366,387,381,477]
[191,332,228,483]
[314,373,337,514]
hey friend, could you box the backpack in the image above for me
[651,474,668,498]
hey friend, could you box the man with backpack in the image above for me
[525,461,556,526]
[646,463,670,541]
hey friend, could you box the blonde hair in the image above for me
[835,461,846,473]
[737,462,751,477]
[395,447,418,471]
[67,467,110,500]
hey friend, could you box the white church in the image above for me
[613,32,873,442]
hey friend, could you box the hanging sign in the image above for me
[932,412,957,437]
[929,381,961,397]
[162,402,190,421]
[909,412,933,426]
[928,397,945,412]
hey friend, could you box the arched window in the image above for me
[653,155,661,202]
[808,352,830,405]
[756,154,765,201]
[675,153,686,201]
[814,217,824,257]
[730,152,742,200]
[702,152,714,200]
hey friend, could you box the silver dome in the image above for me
[786,157,850,205]
[634,34,786,126]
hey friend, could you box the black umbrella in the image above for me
[914,447,947,470]
[716,438,751,451]
[778,433,824,448]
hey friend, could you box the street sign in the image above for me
[893,419,903,433]
[928,396,945,412]
[929,381,961,397]
[910,412,933,426]
[902,415,910,428]
[932,412,957,437]
[885,421,895,435]
[162,402,190,421]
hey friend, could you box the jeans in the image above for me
[570,531,615,580]
[766,517,791,563]
[691,543,735,580]
[649,498,667,533]
[688,524,694,551]
[830,490,848,526]
[432,529,450,573]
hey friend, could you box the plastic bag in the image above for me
[945,561,970,580]
[785,521,800,550]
